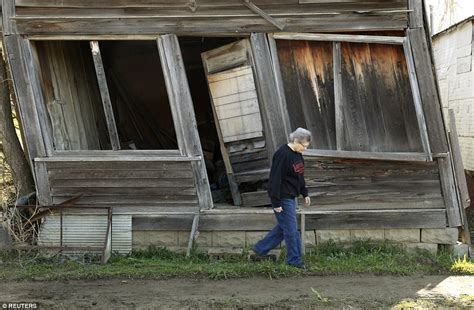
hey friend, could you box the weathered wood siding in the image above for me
[340,42,422,152]
[242,155,445,210]
[304,156,444,210]
[35,41,107,150]
[39,158,199,214]
[11,1,409,35]
[277,40,423,153]
[433,20,474,170]
[276,40,335,150]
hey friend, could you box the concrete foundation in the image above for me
[132,227,462,256]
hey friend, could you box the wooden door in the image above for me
[201,39,271,206]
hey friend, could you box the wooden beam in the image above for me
[273,32,405,45]
[408,0,423,28]
[133,209,447,231]
[406,28,448,154]
[36,156,199,162]
[157,34,213,210]
[242,0,285,30]
[448,109,470,209]
[53,150,181,157]
[2,0,16,35]
[34,160,52,205]
[250,33,288,155]
[300,213,306,254]
[403,38,432,161]
[267,34,291,139]
[186,214,199,257]
[304,149,428,162]
[3,35,47,169]
[89,41,120,151]
[438,154,462,227]
[21,39,54,156]
[333,41,344,151]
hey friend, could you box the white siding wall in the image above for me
[433,21,474,170]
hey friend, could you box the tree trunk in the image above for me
[0,46,35,198]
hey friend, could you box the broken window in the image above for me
[34,40,177,151]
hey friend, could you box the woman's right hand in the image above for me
[274,206,283,213]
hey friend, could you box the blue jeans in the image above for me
[253,198,302,266]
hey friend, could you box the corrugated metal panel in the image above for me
[38,214,132,254]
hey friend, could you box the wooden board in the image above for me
[207,66,263,143]
[438,154,462,227]
[276,39,336,150]
[448,109,470,209]
[250,33,290,155]
[340,41,423,152]
[132,209,447,231]
[407,28,449,154]
[3,35,47,168]
[157,34,213,209]
[43,158,199,209]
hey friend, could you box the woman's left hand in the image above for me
[304,196,311,207]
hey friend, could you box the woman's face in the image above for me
[293,139,310,154]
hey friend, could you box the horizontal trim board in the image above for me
[15,16,408,35]
[52,150,181,156]
[303,149,428,162]
[48,169,194,179]
[36,156,199,162]
[132,209,447,230]
[273,32,405,44]
[51,187,197,196]
[49,178,195,188]
[15,0,408,9]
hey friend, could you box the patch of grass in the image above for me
[0,241,470,281]
[451,255,474,274]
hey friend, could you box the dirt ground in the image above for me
[2,275,474,309]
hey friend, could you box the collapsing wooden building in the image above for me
[2,0,470,255]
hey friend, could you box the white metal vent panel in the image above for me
[38,214,132,254]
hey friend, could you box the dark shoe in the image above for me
[249,249,277,262]
[289,262,309,270]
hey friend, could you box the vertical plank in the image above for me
[158,34,213,210]
[333,42,344,151]
[186,214,199,257]
[2,0,16,35]
[267,34,291,140]
[408,0,424,28]
[448,109,470,209]
[300,213,306,254]
[438,154,462,227]
[101,209,113,264]
[3,34,47,169]
[407,28,449,154]
[250,33,289,154]
[403,38,432,161]
[21,39,54,156]
[34,160,52,205]
[200,41,244,206]
[89,41,120,151]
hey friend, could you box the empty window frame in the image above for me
[271,33,431,161]
[34,40,179,153]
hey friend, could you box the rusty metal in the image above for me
[9,197,113,264]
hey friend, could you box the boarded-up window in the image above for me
[276,40,423,153]
[276,40,335,150]
[207,65,263,143]
[340,42,422,152]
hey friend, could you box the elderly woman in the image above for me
[252,127,312,269]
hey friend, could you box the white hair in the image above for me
[289,127,312,143]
